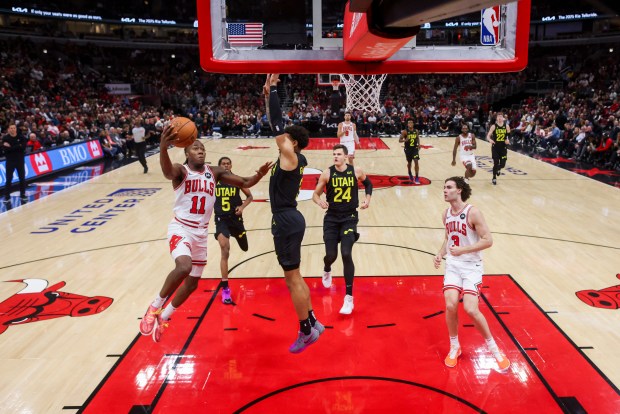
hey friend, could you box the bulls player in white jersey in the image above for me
[451,124,477,182]
[139,125,272,342]
[433,177,510,371]
[337,111,360,165]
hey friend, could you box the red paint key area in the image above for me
[81,276,620,413]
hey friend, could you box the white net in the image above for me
[339,74,388,114]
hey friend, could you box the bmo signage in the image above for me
[0,140,103,188]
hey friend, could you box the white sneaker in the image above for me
[339,295,354,314]
[322,271,332,288]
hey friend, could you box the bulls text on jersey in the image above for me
[184,179,215,196]
[446,220,467,236]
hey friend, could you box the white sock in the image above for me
[161,303,177,321]
[151,295,166,308]
[450,336,459,347]
[486,337,499,352]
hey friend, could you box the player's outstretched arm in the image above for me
[266,74,283,133]
[312,169,330,209]
[471,134,477,150]
[214,162,273,189]
[159,125,184,182]
[263,75,272,128]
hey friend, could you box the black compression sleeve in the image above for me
[362,177,373,195]
[268,86,284,133]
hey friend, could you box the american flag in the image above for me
[227,23,263,47]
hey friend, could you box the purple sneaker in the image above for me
[313,319,325,335]
[288,328,319,353]
[221,287,232,304]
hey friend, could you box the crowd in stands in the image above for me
[504,48,620,170]
[1,37,619,171]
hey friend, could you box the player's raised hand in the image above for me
[256,161,274,177]
[263,74,270,97]
[160,125,178,147]
[269,74,280,86]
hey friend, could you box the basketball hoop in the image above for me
[339,74,388,114]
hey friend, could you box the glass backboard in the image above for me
[198,0,531,74]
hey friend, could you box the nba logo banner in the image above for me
[481,6,501,45]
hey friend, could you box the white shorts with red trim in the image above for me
[167,220,208,277]
[443,259,483,296]
[341,140,356,156]
[461,154,477,170]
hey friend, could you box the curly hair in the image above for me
[445,176,472,201]
[284,125,310,149]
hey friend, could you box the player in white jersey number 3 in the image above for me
[338,111,360,165]
[139,125,272,342]
[433,177,510,371]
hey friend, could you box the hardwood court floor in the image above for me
[0,137,618,413]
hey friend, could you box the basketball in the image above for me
[170,117,198,148]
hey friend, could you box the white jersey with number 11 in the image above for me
[173,164,216,228]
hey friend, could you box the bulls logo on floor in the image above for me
[576,273,620,309]
[254,168,431,202]
[0,279,113,334]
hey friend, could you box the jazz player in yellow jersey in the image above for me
[486,112,511,185]
[399,119,421,184]
[312,144,372,314]
[214,156,254,304]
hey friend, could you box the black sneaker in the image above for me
[492,178,497,185]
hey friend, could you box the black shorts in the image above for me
[271,209,306,271]
[214,215,246,240]
[492,144,507,161]
[404,148,420,162]
[323,211,359,243]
